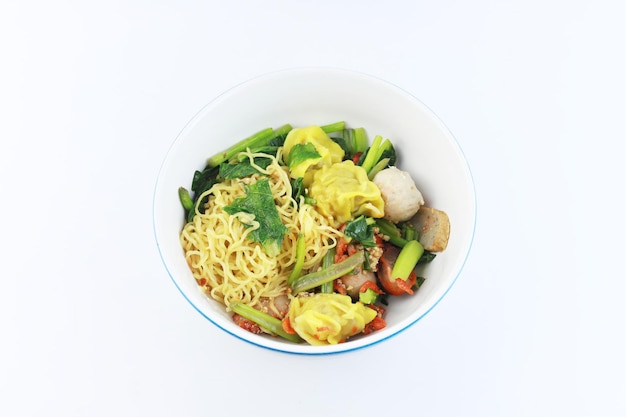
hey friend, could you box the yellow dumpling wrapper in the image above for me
[308,160,385,226]
[282,125,345,181]
[288,293,377,345]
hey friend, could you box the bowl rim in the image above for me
[153,66,477,355]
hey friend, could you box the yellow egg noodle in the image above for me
[180,149,343,309]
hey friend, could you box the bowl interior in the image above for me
[153,68,476,354]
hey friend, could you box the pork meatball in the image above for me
[372,166,424,223]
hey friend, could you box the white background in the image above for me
[2,1,625,416]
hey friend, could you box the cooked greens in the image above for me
[223,178,288,257]
[219,157,272,179]
[343,215,377,248]
[287,142,321,171]
[206,124,292,168]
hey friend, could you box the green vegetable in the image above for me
[401,221,418,241]
[291,177,305,202]
[375,218,409,247]
[414,276,426,290]
[180,125,295,222]
[323,124,369,161]
[328,126,368,160]
[234,146,280,160]
[187,199,200,222]
[207,127,273,167]
[330,135,350,157]
[178,186,194,211]
[359,288,378,304]
[184,164,220,221]
[191,165,219,193]
[319,247,336,293]
[375,218,400,236]
[224,178,288,256]
[268,124,293,144]
[417,251,437,264]
[291,251,365,295]
[207,124,293,168]
[290,177,316,207]
[359,135,382,172]
[219,157,272,179]
[287,142,321,171]
[359,135,395,174]
[320,121,346,134]
[229,302,302,343]
[367,157,390,180]
[391,240,424,281]
[379,139,396,166]
[287,234,306,285]
[341,128,355,158]
[343,216,377,248]
[362,249,373,271]
[353,127,368,154]
[355,151,367,166]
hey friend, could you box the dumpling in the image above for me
[308,160,384,226]
[288,293,377,345]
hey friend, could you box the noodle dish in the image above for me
[153,68,476,354]
[177,123,451,346]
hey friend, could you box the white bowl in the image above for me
[153,68,476,355]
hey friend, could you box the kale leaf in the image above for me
[219,157,272,180]
[224,178,288,256]
[343,216,378,248]
[287,142,321,171]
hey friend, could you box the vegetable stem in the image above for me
[288,234,306,285]
[178,186,194,211]
[401,222,418,241]
[375,218,409,247]
[367,157,390,180]
[391,240,424,281]
[320,121,345,133]
[230,302,303,343]
[207,128,274,167]
[319,247,336,293]
[353,127,368,153]
[272,123,293,139]
[291,251,364,295]
[207,124,293,167]
[360,135,382,172]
